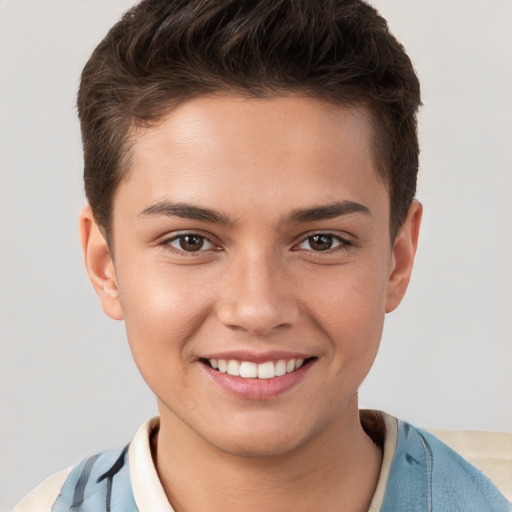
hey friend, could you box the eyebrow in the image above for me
[287,201,370,223]
[138,199,370,226]
[139,201,234,225]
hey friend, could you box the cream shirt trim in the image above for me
[129,417,174,512]
[11,467,72,512]
[366,412,398,512]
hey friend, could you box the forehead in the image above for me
[131,95,377,167]
[116,95,388,223]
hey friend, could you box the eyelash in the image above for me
[161,231,353,255]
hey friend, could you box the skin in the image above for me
[80,95,422,511]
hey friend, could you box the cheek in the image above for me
[298,262,387,364]
[301,261,387,325]
[115,260,215,362]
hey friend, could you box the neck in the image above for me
[154,396,382,512]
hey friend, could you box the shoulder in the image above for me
[10,418,160,512]
[420,427,510,510]
[11,446,135,512]
[383,419,511,512]
[426,427,512,502]
[11,467,72,512]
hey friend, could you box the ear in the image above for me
[385,200,423,313]
[79,206,124,320]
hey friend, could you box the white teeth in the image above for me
[275,359,287,377]
[227,360,240,376]
[208,358,307,379]
[257,361,275,379]
[239,361,258,378]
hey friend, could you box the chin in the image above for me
[213,432,306,458]
[203,417,320,459]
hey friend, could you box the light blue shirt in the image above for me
[51,419,511,512]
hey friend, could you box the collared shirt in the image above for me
[12,411,511,512]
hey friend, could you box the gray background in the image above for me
[1,0,511,509]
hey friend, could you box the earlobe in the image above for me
[385,200,423,313]
[79,206,124,320]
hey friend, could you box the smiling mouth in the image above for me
[200,357,315,379]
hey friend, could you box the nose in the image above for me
[215,248,300,336]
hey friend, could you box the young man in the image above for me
[12,0,511,511]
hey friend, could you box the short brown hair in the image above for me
[77,0,421,241]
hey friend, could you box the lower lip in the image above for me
[201,360,314,400]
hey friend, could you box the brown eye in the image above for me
[297,233,350,252]
[168,234,214,252]
[308,234,334,251]
[179,235,204,251]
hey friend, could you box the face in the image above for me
[82,95,420,457]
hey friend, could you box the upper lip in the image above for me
[199,350,314,364]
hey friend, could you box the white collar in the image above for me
[367,411,398,511]
[129,417,174,512]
